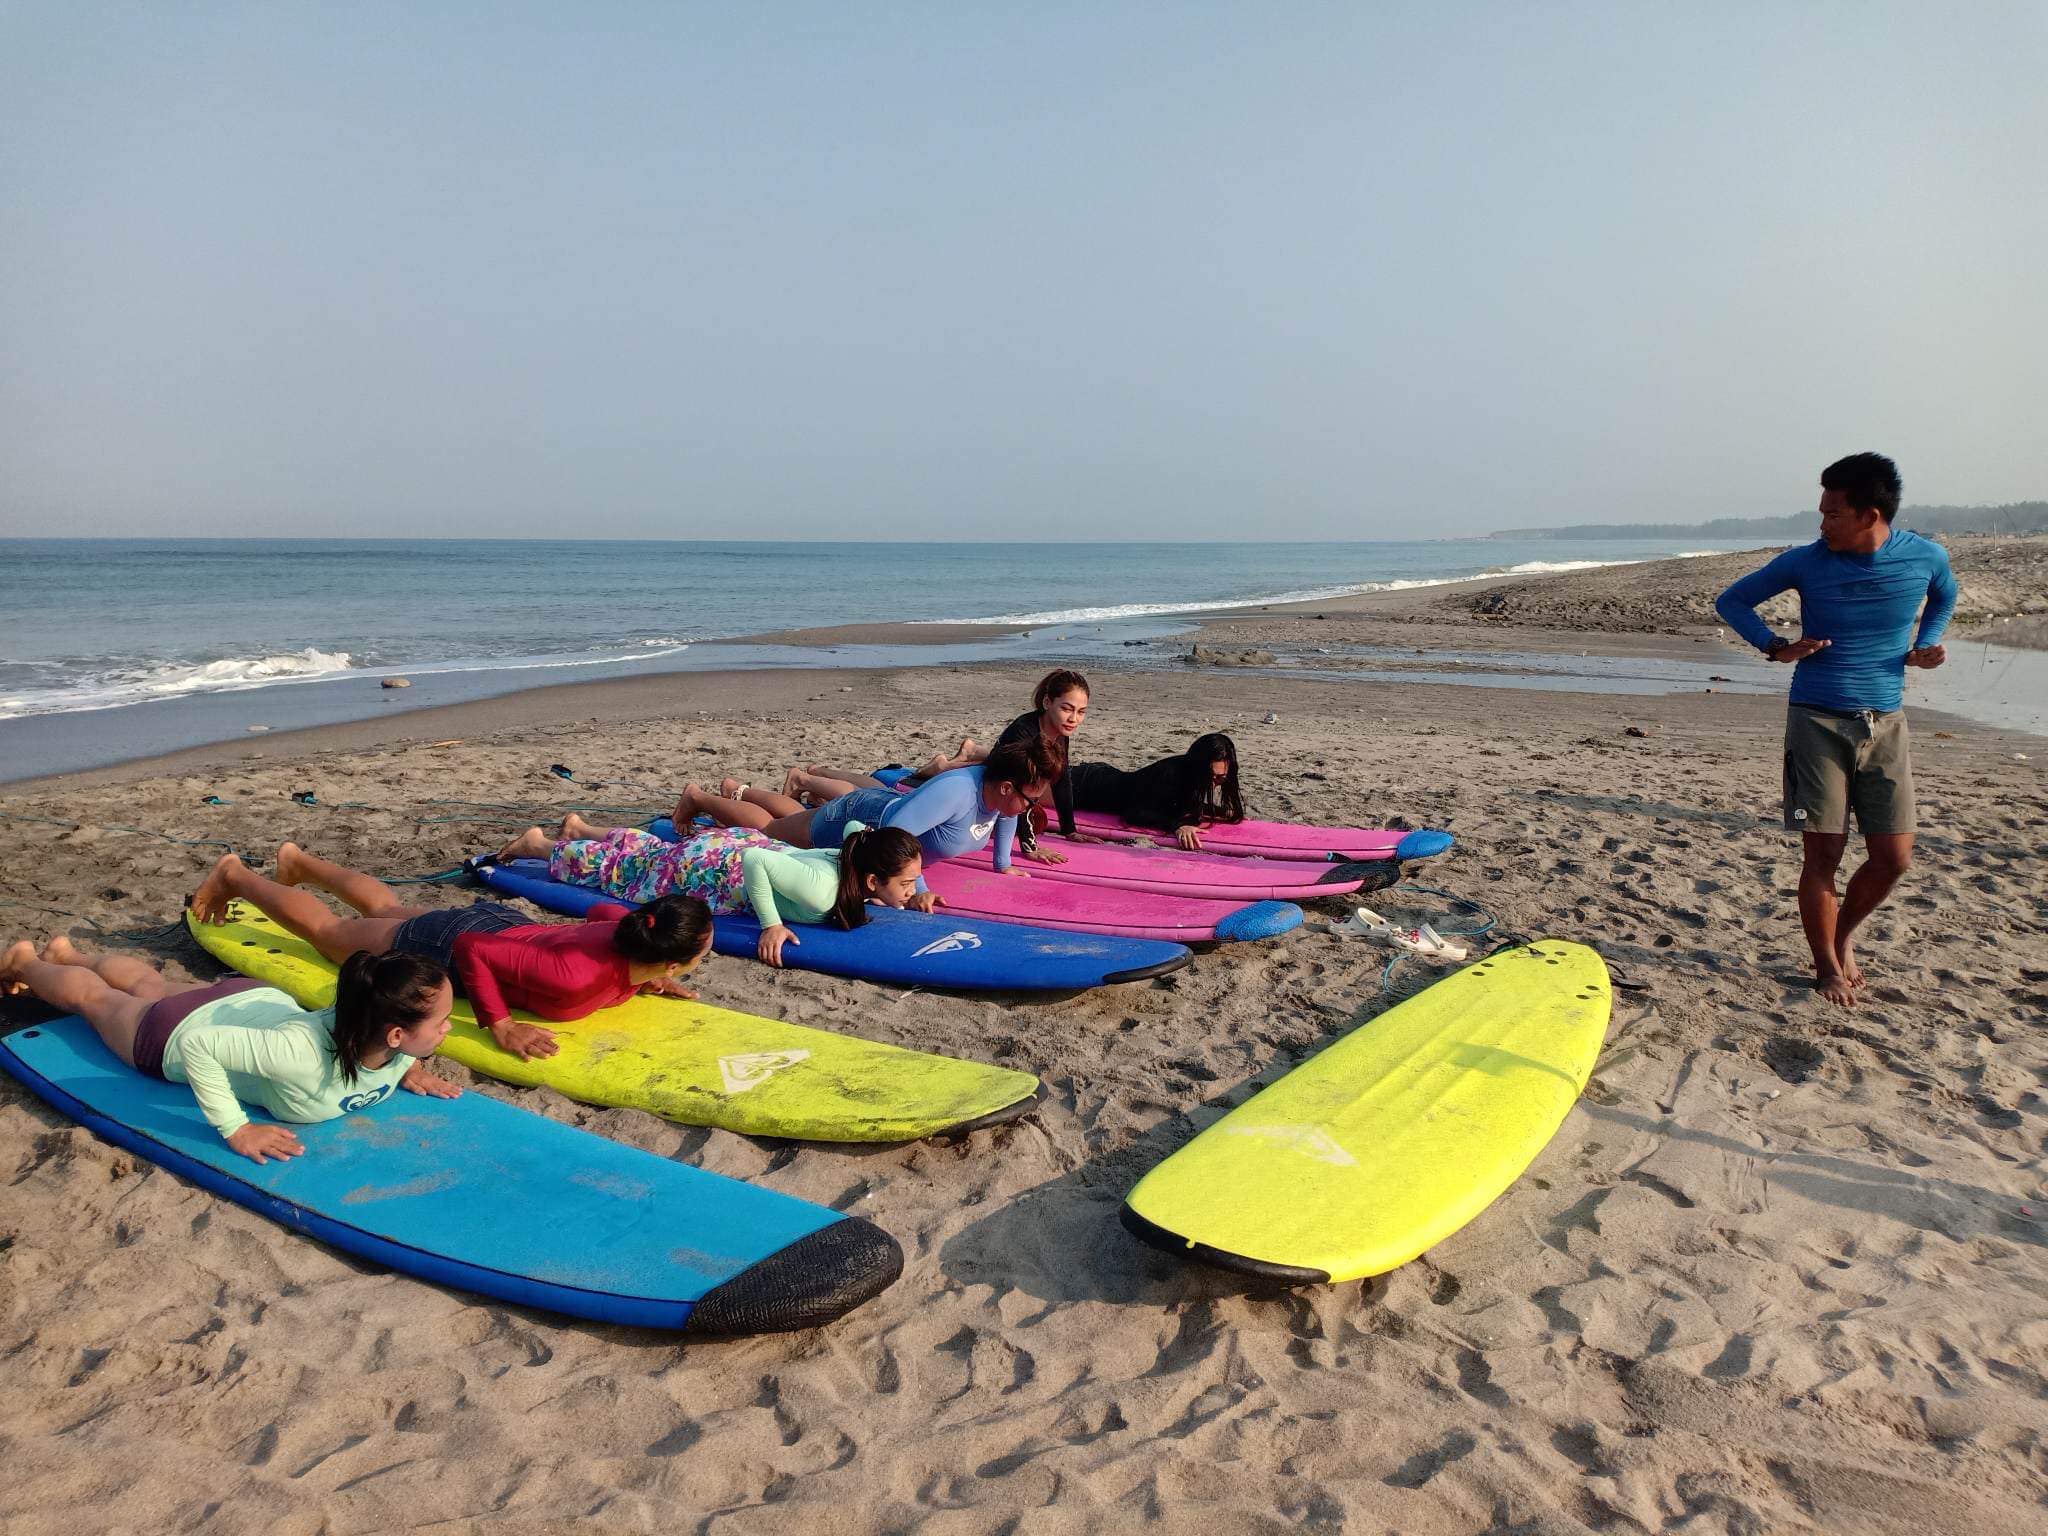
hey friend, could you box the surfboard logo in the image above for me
[1223,1125,1358,1167]
[718,1049,812,1095]
[911,930,984,957]
[339,1085,395,1114]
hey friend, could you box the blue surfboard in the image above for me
[0,1016,901,1334]
[469,857,1191,991]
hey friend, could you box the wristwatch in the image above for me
[1764,637,1791,658]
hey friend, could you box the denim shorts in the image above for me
[808,788,900,848]
[387,901,528,972]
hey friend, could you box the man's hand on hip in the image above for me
[1905,644,1947,669]
[1771,637,1831,662]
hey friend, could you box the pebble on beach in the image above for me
[382,677,412,689]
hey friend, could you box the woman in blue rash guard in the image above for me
[673,738,1059,908]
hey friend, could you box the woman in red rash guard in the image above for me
[190,843,712,1060]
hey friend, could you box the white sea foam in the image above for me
[0,641,692,720]
[144,647,359,696]
[912,578,1474,628]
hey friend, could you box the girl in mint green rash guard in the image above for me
[0,937,457,1165]
[496,816,927,967]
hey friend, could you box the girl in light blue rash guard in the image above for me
[672,738,1059,905]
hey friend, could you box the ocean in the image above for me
[0,535,1759,780]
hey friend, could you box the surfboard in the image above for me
[867,766,1452,865]
[917,861,1302,942]
[1070,813,1455,866]
[640,818,1302,944]
[472,859,1192,990]
[1121,941,1611,1284]
[945,837,1395,902]
[187,907,1043,1143]
[0,1014,901,1333]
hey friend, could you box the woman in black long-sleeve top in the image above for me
[1068,732,1246,851]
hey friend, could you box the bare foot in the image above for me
[190,852,247,924]
[1835,935,1865,990]
[558,811,599,840]
[718,775,748,801]
[1814,970,1857,1008]
[496,826,552,861]
[1,938,37,992]
[273,841,310,887]
[780,767,806,800]
[42,934,84,967]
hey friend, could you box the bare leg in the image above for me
[806,766,891,791]
[1796,833,1856,1008]
[497,827,556,861]
[927,738,985,776]
[674,783,776,833]
[1833,832,1912,990]
[781,769,862,807]
[739,786,806,818]
[274,841,422,919]
[189,852,410,966]
[2,944,176,1065]
[42,935,167,1000]
[498,812,623,863]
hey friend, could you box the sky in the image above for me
[2,3,2043,541]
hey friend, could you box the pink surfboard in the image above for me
[945,838,1389,901]
[919,863,1301,943]
[1067,813,1455,866]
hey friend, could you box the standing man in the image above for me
[1715,453,1958,1008]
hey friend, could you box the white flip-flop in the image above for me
[1332,907,1468,961]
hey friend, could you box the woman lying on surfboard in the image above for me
[675,738,1059,893]
[1070,731,1246,851]
[189,845,712,1062]
[796,669,1097,862]
[0,936,457,1165]
[495,818,925,970]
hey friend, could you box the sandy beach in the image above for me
[3,554,2045,1534]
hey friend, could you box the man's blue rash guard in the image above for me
[877,766,1016,892]
[1714,531,1958,714]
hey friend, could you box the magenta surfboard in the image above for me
[944,838,1389,901]
[919,863,1301,943]
[1067,813,1455,866]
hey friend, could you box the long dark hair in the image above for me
[611,892,713,964]
[831,826,923,929]
[1031,668,1088,777]
[332,950,447,1085]
[1183,732,1245,825]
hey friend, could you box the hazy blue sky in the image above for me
[3,4,2043,540]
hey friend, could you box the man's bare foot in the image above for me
[717,775,750,801]
[41,934,84,967]
[1834,935,1865,990]
[1,938,37,992]
[558,811,599,840]
[496,826,552,861]
[274,841,310,887]
[780,767,806,801]
[190,852,247,924]
[1814,970,1857,1008]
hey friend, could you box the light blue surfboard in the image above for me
[0,1016,901,1333]
[469,858,1193,991]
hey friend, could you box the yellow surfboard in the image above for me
[188,906,1040,1144]
[1122,940,1610,1283]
